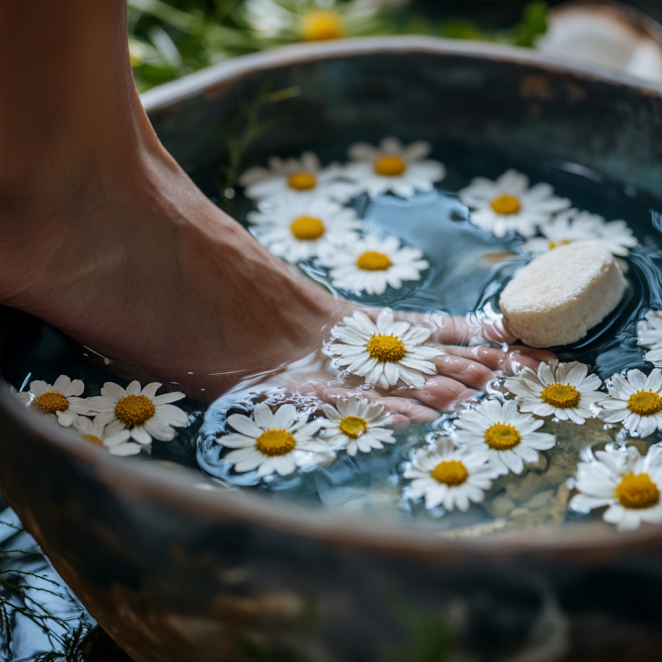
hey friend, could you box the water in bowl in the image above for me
[3,140,662,536]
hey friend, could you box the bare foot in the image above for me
[0,0,554,425]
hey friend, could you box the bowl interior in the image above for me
[3,38,662,554]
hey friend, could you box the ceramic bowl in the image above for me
[2,37,662,662]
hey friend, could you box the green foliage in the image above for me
[440,18,485,41]
[34,619,93,662]
[129,1,549,92]
[436,2,548,47]
[513,1,549,47]
[128,0,257,92]
[0,512,91,662]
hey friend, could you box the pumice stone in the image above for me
[499,241,627,348]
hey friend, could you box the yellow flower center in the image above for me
[114,394,156,427]
[287,171,317,191]
[374,155,407,177]
[490,194,522,216]
[615,472,660,510]
[356,251,392,271]
[82,434,104,447]
[339,415,368,439]
[627,391,662,417]
[289,216,325,241]
[256,429,296,456]
[548,239,572,249]
[431,460,469,487]
[300,10,344,41]
[484,423,521,451]
[540,383,581,409]
[32,391,69,415]
[367,334,407,363]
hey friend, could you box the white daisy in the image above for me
[72,417,142,457]
[404,437,498,511]
[218,403,332,477]
[320,233,429,295]
[521,209,638,256]
[598,368,662,438]
[570,445,662,531]
[238,151,355,203]
[245,0,384,42]
[16,375,92,427]
[459,169,571,238]
[320,396,395,456]
[504,360,603,424]
[246,196,362,263]
[452,399,556,476]
[637,310,662,367]
[87,381,189,445]
[325,308,441,390]
[343,137,445,198]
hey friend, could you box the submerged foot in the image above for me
[0,52,553,425]
[0,141,552,425]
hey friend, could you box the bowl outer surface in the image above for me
[2,37,662,662]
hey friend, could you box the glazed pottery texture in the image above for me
[2,37,662,662]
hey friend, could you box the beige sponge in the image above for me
[500,241,626,348]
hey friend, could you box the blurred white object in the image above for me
[536,1,662,82]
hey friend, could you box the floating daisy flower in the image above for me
[73,417,142,457]
[452,399,556,476]
[459,169,571,238]
[218,403,331,477]
[245,0,384,43]
[320,233,429,295]
[504,360,603,424]
[246,197,362,263]
[238,151,355,203]
[570,445,662,531]
[16,375,92,427]
[521,209,637,256]
[343,137,445,198]
[321,396,395,456]
[326,309,441,390]
[404,437,497,511]
[637,310,662,367]
[598,368,662,438]
[88,381,188,445]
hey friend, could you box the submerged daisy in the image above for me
[598,368,662,438]
[326,309,441,390]
[637,310,662,367]
[247,197,362,263]
[88,381,189,445]
[459,169,571,238]
[504,360,603,424]
[72,417,142,457]
[321,397,395,456]
[570,445,662,531]
[16,375,92,427]
[218,403,331,477]
[452,399,556,476]
[238,151,354,203]
[404,437,497,511]
[343,137,445,198]
[320,233,429,295]
[521,209,637,257]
